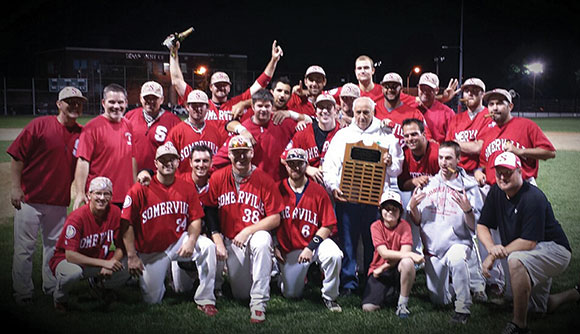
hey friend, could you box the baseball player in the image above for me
[50,177,129,311]
[416,72,456,143]
[73,83,136,209]
[287,65,327,117]
[205,135,285,323]
[336,82,360,128]
[362,191,424,318]
[125,81,182,171]
[8,86,85,305]
[165,89,225,174]
[121,143,218,316]
[275,148,343,312]
[407,141,484,324]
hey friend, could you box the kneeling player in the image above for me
[275,148,343,312]
[362,191,424,318]
[121,143,218,316]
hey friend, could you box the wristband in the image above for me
[307,235,323,251]
[463,208,473,214]
[256,72,272,88]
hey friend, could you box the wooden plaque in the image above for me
[339,141,387,205]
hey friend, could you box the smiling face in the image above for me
[487,97,513,126]
[304,73,326,96]
[381,82,402,103]
[252,99,273,125]
[57,97,84,122]
[315,100,336,127]
[355,58,375,84]
[189,149,212,180]
[140,94,163,117]
[102,90,127,123]
[88,189,112,213]
[210,82,231,102]
[402,122,426,153]
[380,202,401,228]
[495,165,523,195]
[186,102,208,126]
[228,148,253,174]
[418,84,437,107]
[155,154,179,177]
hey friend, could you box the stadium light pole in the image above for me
[525,62,544,102]
[406,66,421,93]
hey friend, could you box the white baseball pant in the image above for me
[279,238,343,301]
[12,202,66,301]
[225,230,273,311]
[424,243,473,314]
[138,233,216,305]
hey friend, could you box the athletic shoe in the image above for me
[323,299,342,312]
[197,304,218,317]
[395,304,410,319]
[472,290,488,302]
[449,311,470,324]
[250,307,266,323]
[501,321,531,334]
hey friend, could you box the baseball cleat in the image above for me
[197,304,218,317]
[323,299,342,312]
[250,308,266,323]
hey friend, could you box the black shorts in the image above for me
[361,268,401,307]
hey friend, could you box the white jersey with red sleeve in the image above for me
[120,176,204,253]
[444,108,492,172]
[76,115,134,204]
[49,204,122,274]
[374,99,433,147]
[6,116,82,206]
[276,179,337,254]
[479,117,555,184]
[206,165,285,240]
[282,122,340,168]
[124,108,182,171]
[165,120,225,175]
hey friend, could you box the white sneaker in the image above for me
[323,299,342,312]
[396,304,410,319]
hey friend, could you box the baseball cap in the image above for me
[483,88,512,104]
[89,176,113,193]
[140,81,163,98]
[58,86,87,101]
[379,191,403,208]
[285,148,308,162]
[418,72,440,89]
[493,151,521,170]
[380,72,403,86]
[187,90,209,104]
[305,65,326,77]
[155,142,179,160]
[210,72,231,85]
[228,135,253,150]
[315,93,336,107]
[340,83,360,98]
[462,78,486,92]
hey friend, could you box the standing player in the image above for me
[336,83,360,128]
[475,88,556,186]
[50,177,129,311]
[205,135,285,323]
[275,149,343,312]
[73,83,136,209]
[287,65,327,117]
[408,141,485,324]
[125,81,182,171]
[165,89,225,174]
[8,86,85,305]
[416,73,456,143]
[362,191,424,317]
[121,143,218,315]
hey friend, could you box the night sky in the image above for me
[1,0,579,99]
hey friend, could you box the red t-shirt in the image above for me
[206,165,284,240]
[124,108,182,171]
[276,179,337,253]
[479,117,555,184]
[397,141,440,190]
[367,218,413,276]
[420,100,456,143]
[121,176,204,253]
[282,122,340,168]
[374,99,433,147]
[287,93,316,117]
[49,204,122,274]
[165,120,226,175]
[76,115,134,204]
[444,108,493,172]
[7,116,82,206]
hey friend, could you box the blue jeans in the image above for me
[335,201,378,290]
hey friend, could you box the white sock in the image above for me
[398,295,409,306]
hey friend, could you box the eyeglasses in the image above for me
[382,84,400,90]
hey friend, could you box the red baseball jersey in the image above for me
[287,93,316,117]
[124,108,182,171]
[420,100,456,143]
[444,108,493,172]
[276,179,337,253]
[479,117,555,184]
[367,219,413,276]
[76,115,134,204]
[374,99,433,147]
[206,165,285,240]
[397,141,440,190]
[121,176,204,253]
[49,204,122,274]
[282,122,340,168]
[177,172,210,207]
[7,116,82,206]
[165,120,226,175]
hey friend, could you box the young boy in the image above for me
[361,191,424,318]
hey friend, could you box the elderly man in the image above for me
[323,96,403,295]
[478,152,571,334]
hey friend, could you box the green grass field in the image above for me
[0,116,579,333]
